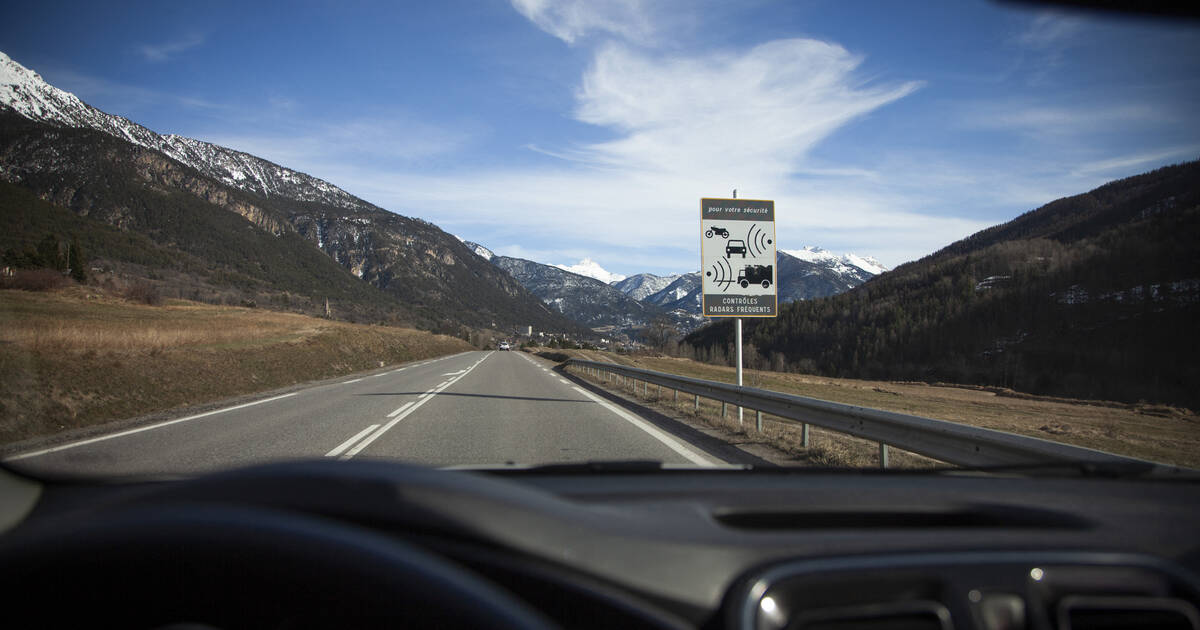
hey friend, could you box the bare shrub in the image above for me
[123,281,163,305]
[2,269,68,292]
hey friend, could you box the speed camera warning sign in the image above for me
[701,198,777,317]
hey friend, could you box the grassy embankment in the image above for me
[0,287,474,446]
[548,349,1199,469]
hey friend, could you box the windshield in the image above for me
[1,1,1197,478]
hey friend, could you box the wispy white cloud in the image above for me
[960,102,1168,136]
[138,34,206,63]
[1071,145,1200,177]
[1011,13,1086,85]
[202,114,479,174]
[571,40,922,182]
[510,0,654,45]
[1016,13,1084,50]
[45,68,227,126]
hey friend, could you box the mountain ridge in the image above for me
[0,51,585,335]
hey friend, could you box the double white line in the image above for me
[326,353,492,460]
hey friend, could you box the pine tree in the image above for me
[68,235,87,283]
[35,234,63,271]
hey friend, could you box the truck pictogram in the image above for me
[738,264,773,289]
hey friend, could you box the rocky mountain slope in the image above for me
[643,273,702,313]
[0,51,582,334]
[490,256,668,332]
[775,248,886,303]
[612,273,682,301]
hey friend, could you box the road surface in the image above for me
[7,351,724,476]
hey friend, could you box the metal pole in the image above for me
[694,394,700,412]
[721,401,727,419]
[880,443,890,469]
[802,423,810,447]
[736,318,744,426]
[756,410,763,433]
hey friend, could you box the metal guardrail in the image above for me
[564,358,1171,470]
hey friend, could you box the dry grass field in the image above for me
[552,349,1200,469]
[0,286,473,445]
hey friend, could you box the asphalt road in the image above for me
[7,351,724,476]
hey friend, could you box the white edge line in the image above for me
[325,424,380,457]
[572,387,719,467]
[6,392,300,461]
[344,378,364,384]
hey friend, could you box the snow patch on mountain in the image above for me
[612,273,682,301]
[461,240,495,261]
[0,50,362,211]
[553,258,625,283]
[782,246,889,276]
[844,253,888,275]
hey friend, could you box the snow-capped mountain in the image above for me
[462,240,495,261]
[491,256,663,331]
[644,273,702,312]
[640,249,886,316]
[0,51,358,210]
[612,273,682,301]
[553,258,625,283]
[782,246,888,278]
[460,236,884,330]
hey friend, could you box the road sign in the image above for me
[700,198,777,317]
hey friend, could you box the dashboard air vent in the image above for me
[1057,595,1200,630]
[790,601,952,630]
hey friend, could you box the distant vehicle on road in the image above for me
[738,264,773,289]
[498,341,511,351]
[705,226,729,238]
[725,239,747,257]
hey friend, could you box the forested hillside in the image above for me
[686,161,1200,408]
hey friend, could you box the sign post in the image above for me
[700,195,777,426]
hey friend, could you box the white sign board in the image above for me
[700,198,777,317]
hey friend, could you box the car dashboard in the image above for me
[0,460,1197,629]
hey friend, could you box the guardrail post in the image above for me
[756,410,763,433]
[673,389,678,403]
[656,384,661,399]
[802,423,810,447]
[694,394,700,413]
[880,443,889,469]
[721,401,727,419]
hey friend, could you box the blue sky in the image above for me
[2,0,1198,276]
